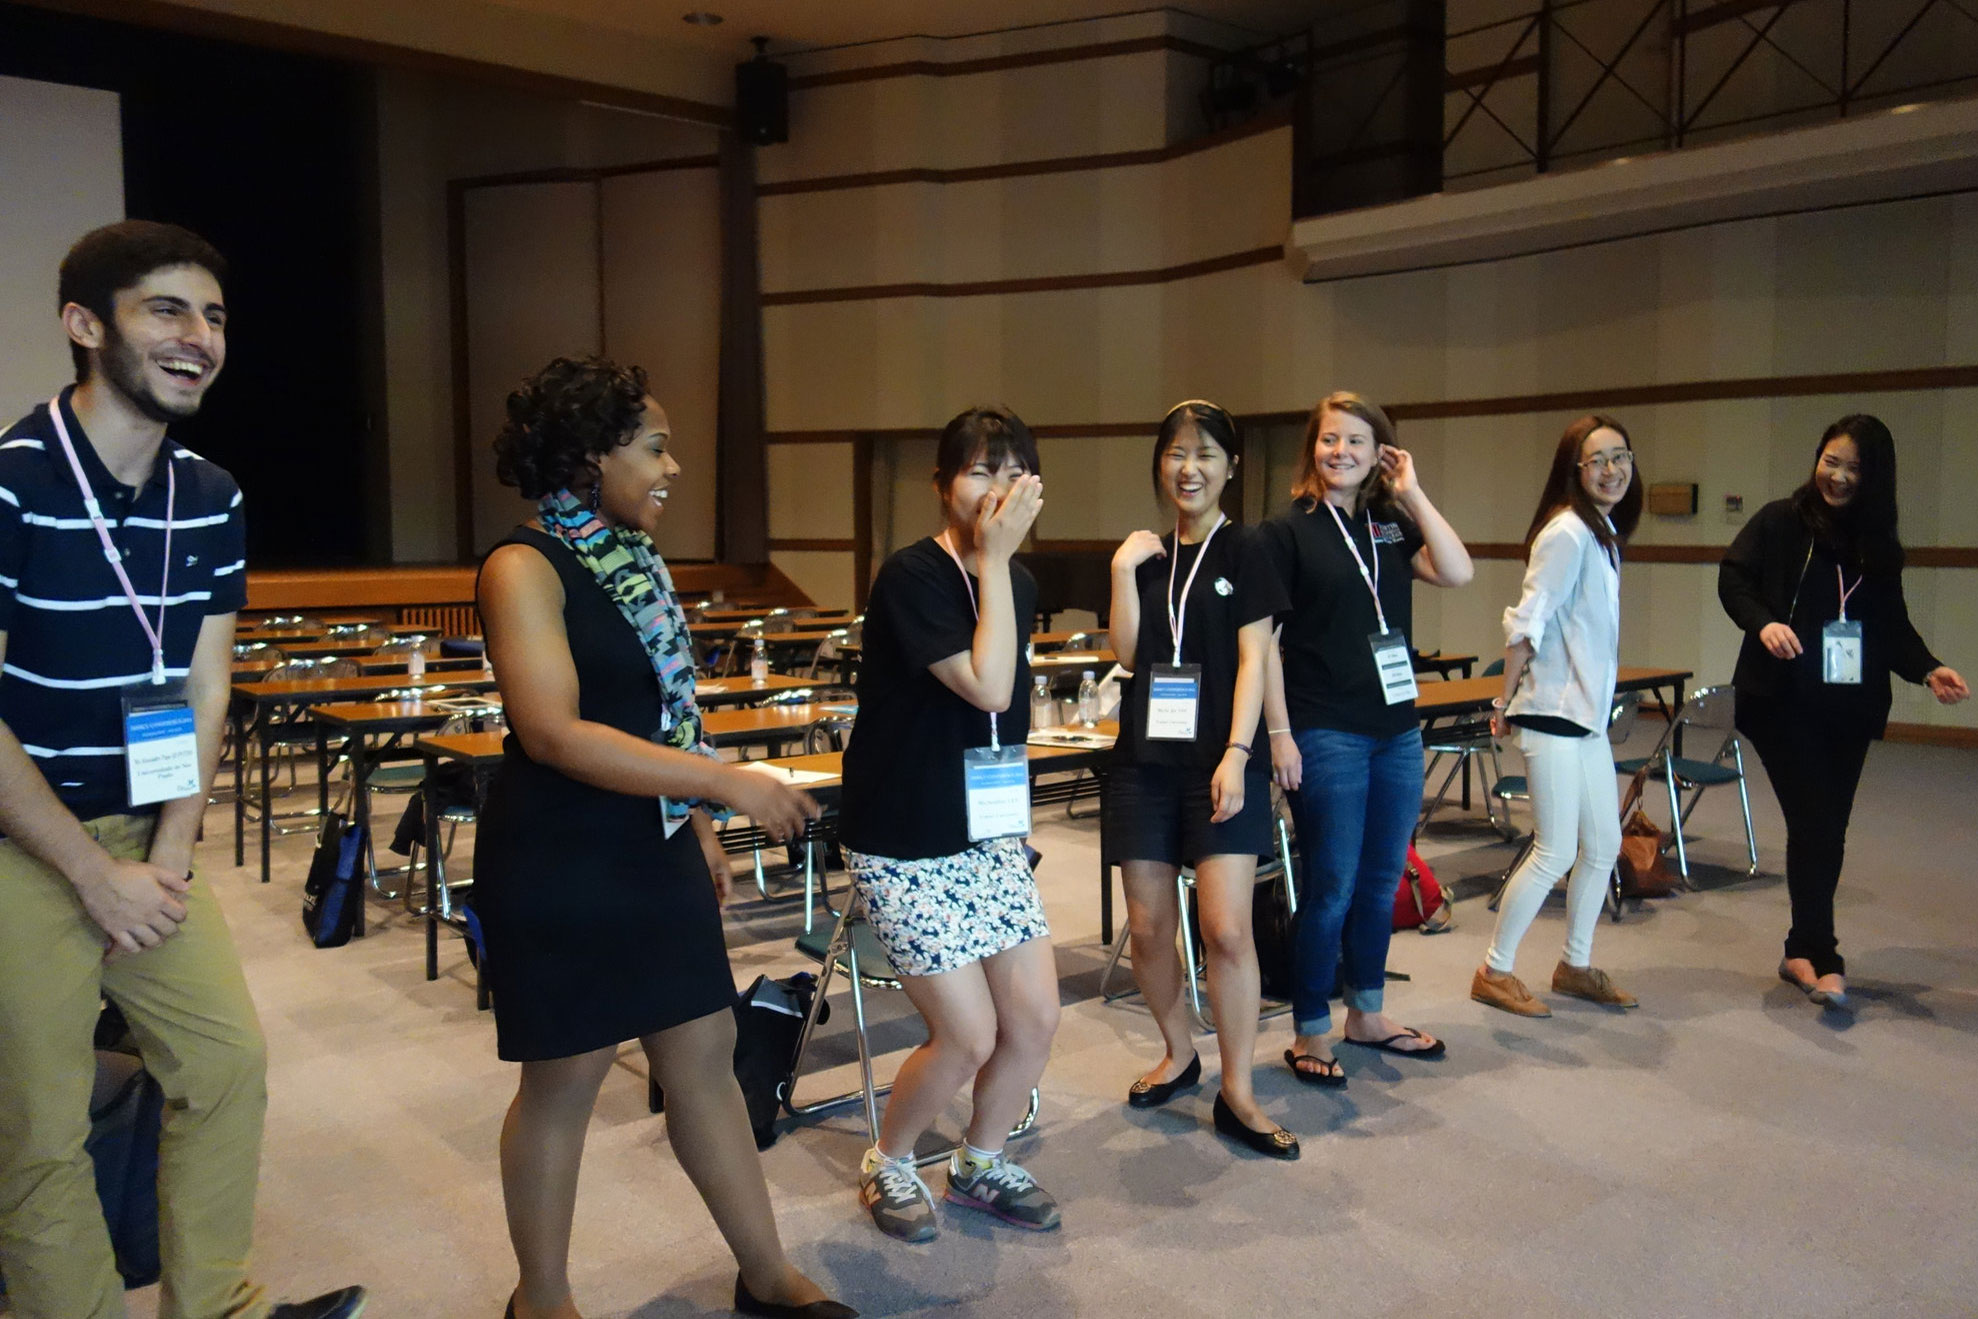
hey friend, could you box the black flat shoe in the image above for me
[1126,1052,1201,1108]
[734,1274,859,1319]
[1212,1092,1299,1160]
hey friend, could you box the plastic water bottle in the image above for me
[1076,670,1099,728]
[749,637,768,687]
[1030,674,1055,730]
[407,648,426,681]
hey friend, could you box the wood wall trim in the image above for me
[1383,365,1978,422]
[246,566,480,610]
[787,34,1225,90]
[13,0,732,126]
[757,112,1291,197]
[454,156,720,191]
[768,538,859,552]
[761,244,1282,307]
[1883,721,1978,749]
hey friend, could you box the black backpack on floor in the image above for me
[649,972,827,1149]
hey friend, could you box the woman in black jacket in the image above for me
[1718,414,1967,1010]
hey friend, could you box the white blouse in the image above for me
[1502,510,1621,733]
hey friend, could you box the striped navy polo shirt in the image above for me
[0,386,247,822]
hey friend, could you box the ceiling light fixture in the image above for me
[683,11,723,25]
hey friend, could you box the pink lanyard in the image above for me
[1835,566,1861,622]
[1324,502,1389,634]
[935,531,1001,749]
[47,396,175,685]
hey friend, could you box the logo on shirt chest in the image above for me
[1213,577,1232,596]
[1370,521,1406,546]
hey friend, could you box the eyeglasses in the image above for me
[1579,450,1634,473]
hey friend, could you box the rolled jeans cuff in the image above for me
[1294,1012,1332,1037]
[1343,984,1385,1015]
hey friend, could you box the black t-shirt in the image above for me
[1115,523,1286,770]
[838,538,1037,860]
[1259,499,1425,739]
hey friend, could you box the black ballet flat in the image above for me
[734,1275,859,1319]
[1126,1052,1201,1108]
[1212,1092,1300,1160]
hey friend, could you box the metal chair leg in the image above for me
[1098,923,1135,1002]
[1664,759,1690,878]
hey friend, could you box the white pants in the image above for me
[1485,726,1623,974]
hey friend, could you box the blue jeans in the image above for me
[1285,726,1424,1036]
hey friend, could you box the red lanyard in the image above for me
[48,395,176,685]
[1834,566,1861,621]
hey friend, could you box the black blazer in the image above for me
[1717,497,1939,735]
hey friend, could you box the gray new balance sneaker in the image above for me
[944,1153,1061,1231]
[860,1148,938,1243]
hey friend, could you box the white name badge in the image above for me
[963,745,1031,841]
[121,684,200,806]
[1145,664,1202,741]
[1822,620,1863,685]
[1369,630,1419,705]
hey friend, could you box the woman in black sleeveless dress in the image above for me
[475,358,853,1319]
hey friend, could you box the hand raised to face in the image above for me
[977,473,1043,562]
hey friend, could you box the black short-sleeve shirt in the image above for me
[0,388,248,823]
[838,537,1037,861]
[1115,522,1287,770]
[1260,499,1424,739]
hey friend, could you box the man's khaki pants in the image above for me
[0,814,271,1319]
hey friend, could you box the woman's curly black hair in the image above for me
[492,356,652,500]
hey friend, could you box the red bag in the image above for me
[1394,845,1452,933]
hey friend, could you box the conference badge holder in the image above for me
[964,741,1031,842]
[122,680,200,807]
[1822,620,1863,686]
[1369,630,1419,705]
[1145,663,1203,741]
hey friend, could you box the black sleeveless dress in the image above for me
[473,526,734,1062]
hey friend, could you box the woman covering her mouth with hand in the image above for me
[1103,400,1297,1159]
[1719,413,1968,1012]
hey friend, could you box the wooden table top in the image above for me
[1031,650,1116,672]
[306,697,501,730]
[693,608,853,624]
[231,672,496,705]
[694,675,820,705]
[417,730,506,766]
[748,721,1118,795]
[702,702,855,745]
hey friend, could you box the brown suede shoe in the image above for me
[1552,962,1639,1009]
[1471,966,1551,1017]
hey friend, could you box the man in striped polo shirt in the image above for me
[0,222,363,1318]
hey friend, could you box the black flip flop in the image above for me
[1283,1048,1347,1088]
[1339,1027,1446,1060]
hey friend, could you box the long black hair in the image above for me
[1523,414,1642,561]
[1792,413,1901,573]
[1149,399,1238,501]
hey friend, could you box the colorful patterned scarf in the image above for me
[538,488,719,826]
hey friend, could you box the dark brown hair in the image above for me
[933,406,1040,494]
[1791,413,1901,573]
[1522,414,1642,561]
[59,220,228,381]
[1290,391,1395,516]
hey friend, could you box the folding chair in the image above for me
[1419,658,1513,837]
[1612,684,1756,880]
[783,893,1038,1166]
[1099,791,1299,1032]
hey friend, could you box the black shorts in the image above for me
[1101,760,1274,868]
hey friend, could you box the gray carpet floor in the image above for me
[98,729,1978,1318]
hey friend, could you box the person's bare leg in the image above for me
[1193,855,1281,1134]
[881,964,998,1157]
[501,1046,615,1319]
[964,938,1061,1150]
[640,1011,829,1309]
[1120,861,1195,1087]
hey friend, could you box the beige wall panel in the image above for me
[878,301,970,426]
[1032,435,1164,542]
[1772,196,1955,376]
[462,181,601,555]
[600,169,720,561]
[759,188,879,294]
[1092,285,1168,419]
[1531,240,1665,393]
[766,443,855,540]
[1653,219,1780,383]
[1000,291,1107,422]
[934,302,1010,423]
[1892,569,1977,728]
[762,301,882,430]
[883,438,943,559]
[1629,399,1775,549]
[770,551,857,612]
[1322,266,1452,404]
[1949,194,1978,364]
[1935,391,1978,545]
[1162,127,1292,265]
[1442,257,1541,400]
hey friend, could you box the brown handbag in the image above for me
[1615,768,1683,898]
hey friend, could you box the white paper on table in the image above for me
[736,762,839,785]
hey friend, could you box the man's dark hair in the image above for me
[493,356,652,500]
[58,220,228,381]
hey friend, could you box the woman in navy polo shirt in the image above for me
[1105,400,1296,1159]
[1260,391,1473,1087]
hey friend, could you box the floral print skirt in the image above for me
[844,838,1050,977]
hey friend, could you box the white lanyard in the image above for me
[1834,565,1861,621]
[1165,514,1225,666]
[935,531,1001,750]
[48,395,175,685]
[1325,502,1389,634]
